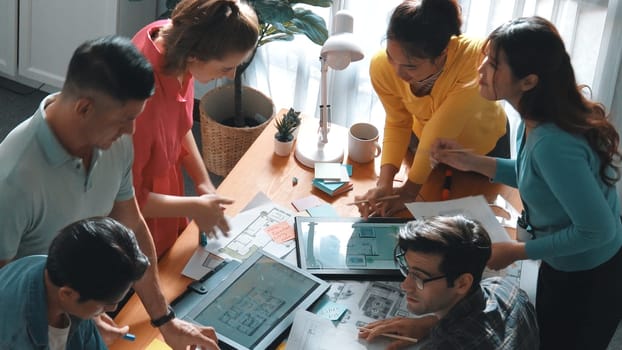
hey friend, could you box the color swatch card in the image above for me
[314,162,349,182]
[314,300,348,321]
[291,195,324,211]
[307,203,339,217]
[312,179,353,196]
[265,221,295,243]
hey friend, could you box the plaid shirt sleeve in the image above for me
[418,277,539,350]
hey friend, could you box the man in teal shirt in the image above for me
[0,217,149,350]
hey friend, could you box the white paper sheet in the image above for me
[182,194,296,280]
[405,195,511,243]
[286,310,394,350]
[181,249,227,280]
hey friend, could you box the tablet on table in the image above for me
[182,249,329,350]
[294,217,409,280]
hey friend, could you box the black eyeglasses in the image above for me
[394,245,447,290]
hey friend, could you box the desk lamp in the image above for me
[294,10,364,168]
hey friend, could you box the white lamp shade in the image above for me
[320,10,364,71]
[321,34,364,70]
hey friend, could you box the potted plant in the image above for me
[157,0,331,175]
[230,0,331,126]
[200,0,332,176]
[274,113,297,156]
[283,107,302,138]
[149,1,331,174]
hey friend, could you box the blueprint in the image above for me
[182,200,295,280]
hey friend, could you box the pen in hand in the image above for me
[358,327,418,344]
[199,231,208,247]
[123,333,136,341]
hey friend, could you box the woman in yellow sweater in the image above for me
[355,0,508,217]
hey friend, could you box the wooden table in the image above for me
[111,109,520,349]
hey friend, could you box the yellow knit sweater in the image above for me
[370,35,507,184]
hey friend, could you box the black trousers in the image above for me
[486,119,511,159]
[536,247,622,350]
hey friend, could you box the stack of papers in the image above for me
[313,163,353,196]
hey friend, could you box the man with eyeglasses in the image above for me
[359,215,539,349]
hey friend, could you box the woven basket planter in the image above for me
[199,85,274,177]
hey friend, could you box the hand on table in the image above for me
[160,318,220,350]
[191,194,234,239]
[94,313,130,346]
[358,316,437,350]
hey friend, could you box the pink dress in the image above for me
[132,20,195,256]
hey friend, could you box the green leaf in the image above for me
[291,8,329,45]
[274,113,297,141]
[252,0,295,24]
[289,0,333,7]
[270,22,289,33]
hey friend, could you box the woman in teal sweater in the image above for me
[431,17,622,350]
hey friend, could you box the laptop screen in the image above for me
[189,252,326,349]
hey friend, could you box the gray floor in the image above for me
[0,77,47,140]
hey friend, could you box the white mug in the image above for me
[348,122,381,163]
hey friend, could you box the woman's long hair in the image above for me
[486,16,620,185]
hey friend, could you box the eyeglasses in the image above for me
[394,245,447,290]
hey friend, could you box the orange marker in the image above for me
[441,169,452,200]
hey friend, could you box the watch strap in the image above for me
[150,305,175,328]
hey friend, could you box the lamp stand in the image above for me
[294,120,346,168]
[294,57,345,168]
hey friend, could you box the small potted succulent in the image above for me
[283,107,302,139]
[274,113,297,156]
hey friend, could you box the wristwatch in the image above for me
[150,305,176,328]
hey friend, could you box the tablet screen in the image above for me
[188,251,328,350]
[295,217,408,279]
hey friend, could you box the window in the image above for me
[205,0,620,155]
